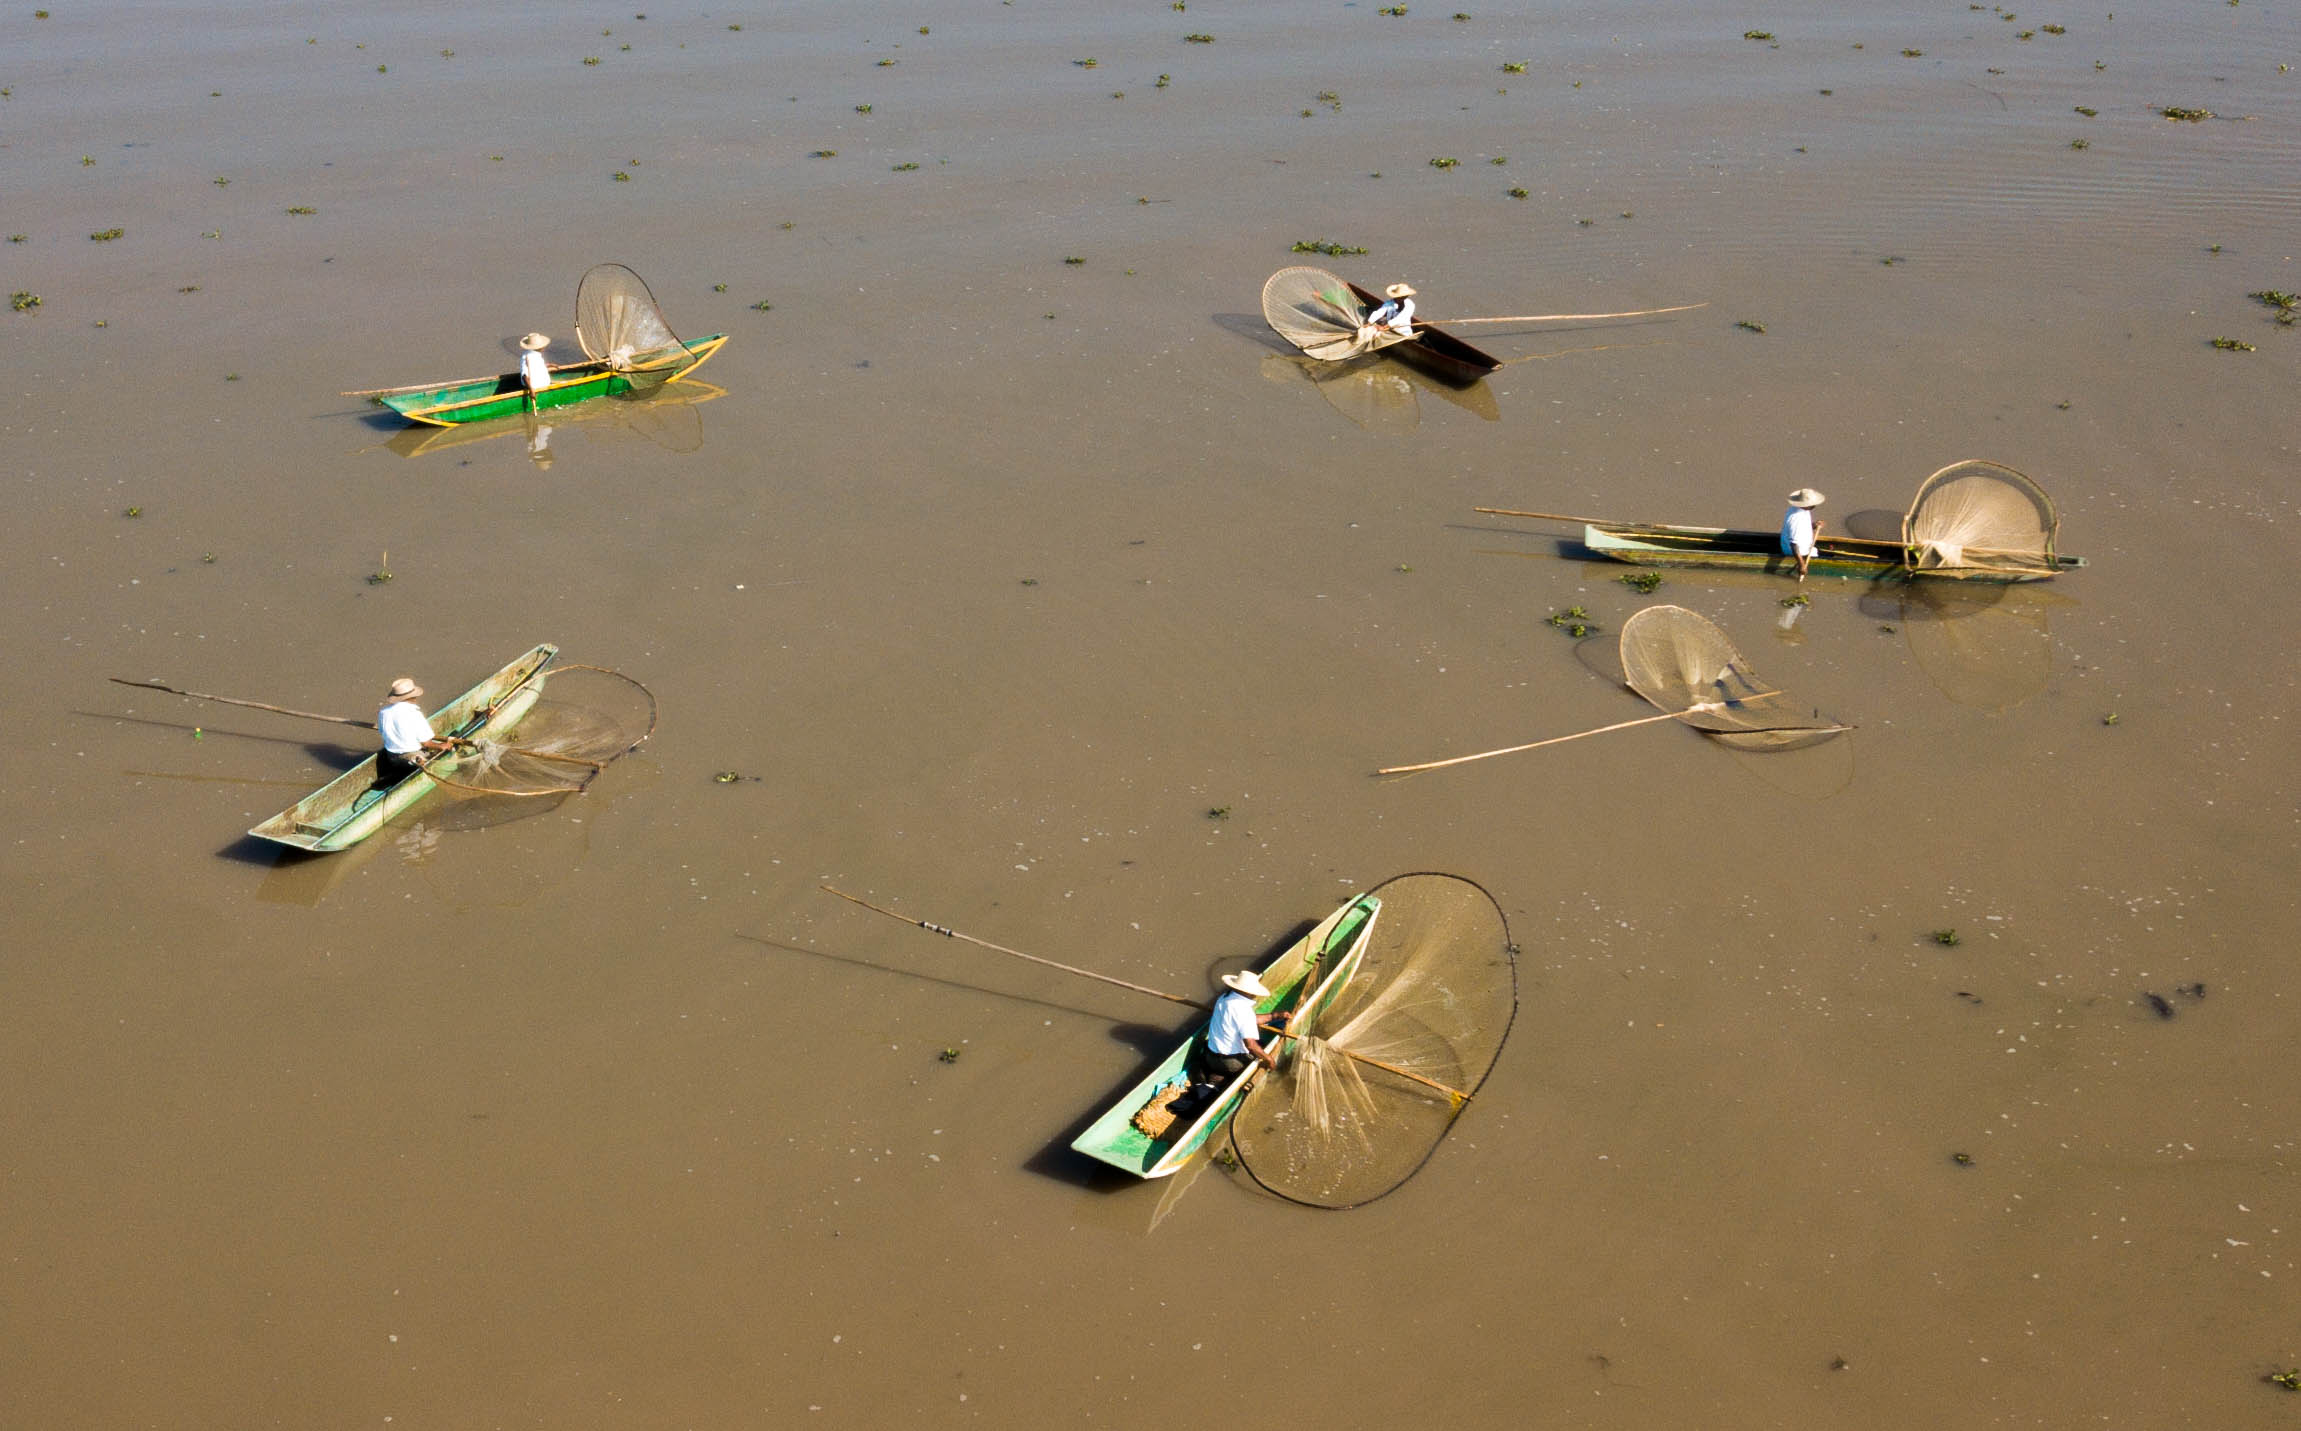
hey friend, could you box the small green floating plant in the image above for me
[2250,289,2298,324]
[1735,318,1767,333]
[1291,238,1367,256]
[90,228,124,242]
[2210,336,2255,351]
[1546,606,1597,638]
[1619,571,1663,593]
[1932,928,1961,947]
[8,291,37,312]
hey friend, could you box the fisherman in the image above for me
[517,332,553,405]
[1195,970,1287,1084]
[1362,282,1418,338]
[369,677,458,791]
[1781,487,1827,581]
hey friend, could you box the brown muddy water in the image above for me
[4,1,2299,1425]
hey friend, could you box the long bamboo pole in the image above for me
[818,885,1473,1102]
[106,676,595,766]
[1377,690,1791,775]
[107,678,374,729]
[1472,506,2043,563]
[1418,302,1708,325]
[820,885,1205,1009]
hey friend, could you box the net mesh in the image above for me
[1261,266,1412,362]
[574,263,690,370]
[1230,873,1518,1209]
[1618,605,1846,751]
[1902,460,2059,574]
[424,665,659,809]
[1895,583,2058,711]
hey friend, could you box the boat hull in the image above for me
[374,336,727,426]
[248,644,558,852]
[1070,893,1382,1180]
[1583,523,2085,583]
[1344,283,1502,383]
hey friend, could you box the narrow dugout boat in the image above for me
[371,335,726,426]
[1344,281,1504,383]
[1487,461,2085,585]
[361,264,723,427]
[1071,892,1382,1179]
[1581,522,2087,582]
[249,644,557,853]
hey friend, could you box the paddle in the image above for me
[818,885,1471,1101]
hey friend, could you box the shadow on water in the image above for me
[732,932,1140,1029]
[1212,310,1297,352]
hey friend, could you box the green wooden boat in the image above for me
[1071,892,1382,1180]
[249,644,557,853]
[1582,522,2086,583]
[369,335,726,427]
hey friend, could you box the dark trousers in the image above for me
[1191,1045,1252,1085]
[369,749,423,793]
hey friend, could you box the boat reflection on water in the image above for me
[1260,352,1500,434]
[1865,579,2070,712]
[383,380,726,461]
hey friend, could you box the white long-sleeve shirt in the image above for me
[377,701,437,756]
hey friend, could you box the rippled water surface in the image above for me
[5,1,2298,1425]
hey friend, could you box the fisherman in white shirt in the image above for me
[1780,487,1826,582]
[517,332,553,408]
[1193,969,1286,1089]
[1361,281,1418,339]
[369,677,458,792]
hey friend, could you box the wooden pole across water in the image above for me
[108,678,374,729]
[817,885,1472,1101]
[1419,301,1708,326]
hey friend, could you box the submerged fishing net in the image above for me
[1903,460,2059,575]
[574,263,691,373]
[1261,266,1412,362]
[1230,873,1518,1209]
[425,664,659,811]
[1894,582,2058,711]
[1619,605,1847,752]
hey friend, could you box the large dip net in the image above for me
[1261,266,1413,362]
[421,664,659,816]
[1619,604,1848,752]
[574,263,694,376]
[1229,873,1518,1209]
[1902,459,2060,576]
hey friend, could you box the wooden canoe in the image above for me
[1070,892,1382,1180]
[371,336,727,427]
[1343,282,1503,383]
[1582,522,2087,583]
[248,644,558,853]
